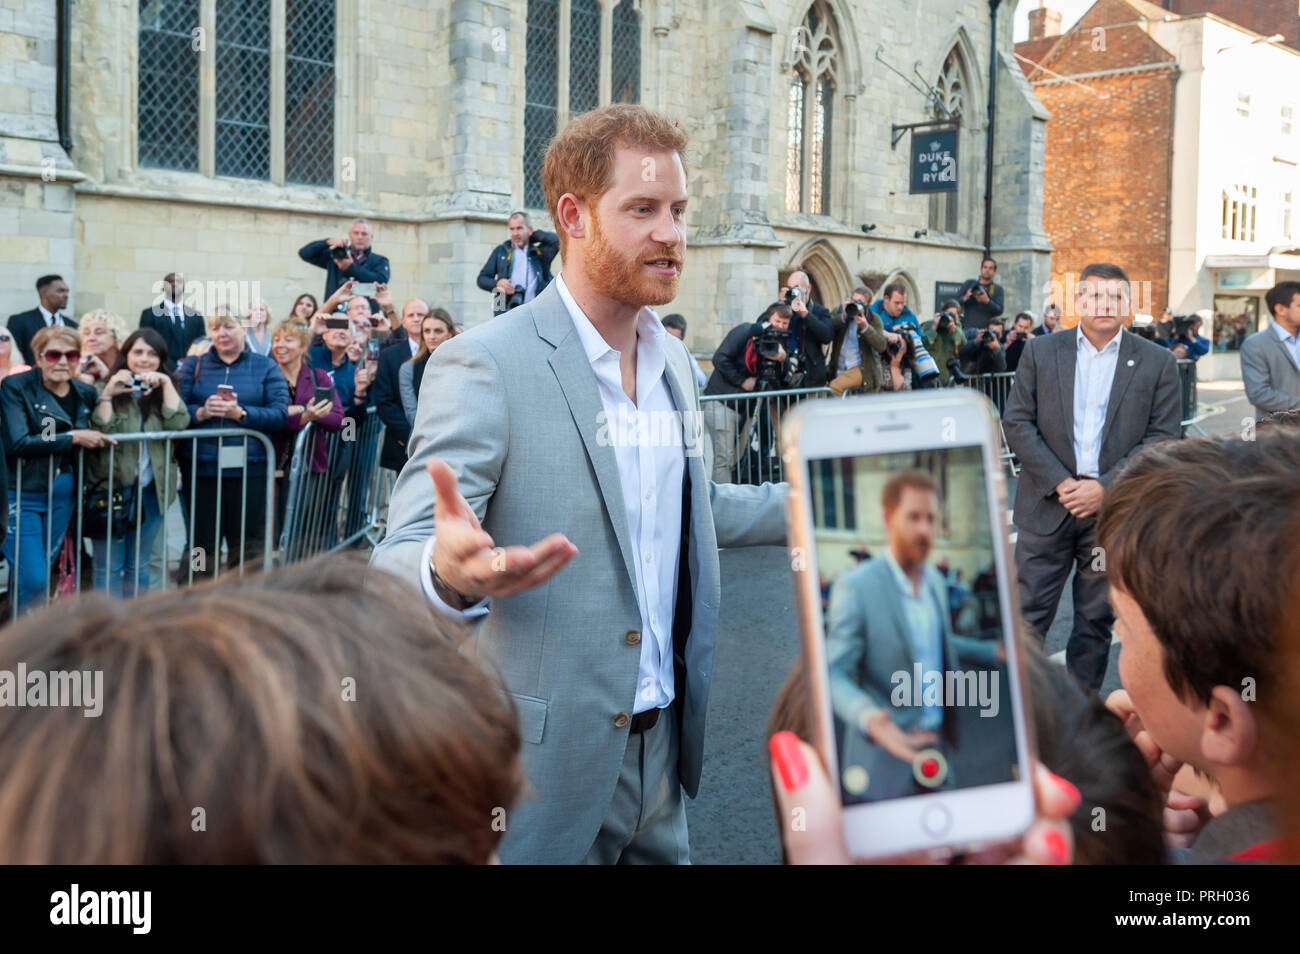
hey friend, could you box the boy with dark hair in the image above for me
[1098,431,1299,861]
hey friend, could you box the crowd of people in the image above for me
[0,230,462,614]
[3,99,1300,872]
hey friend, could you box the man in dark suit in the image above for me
[7,274,75,365]
[770,270,833,387]
[477,211,559,316]
[299,219,392,300]
[1003,262,1181,690]
[371,297,429,475]
[139,272,205,361]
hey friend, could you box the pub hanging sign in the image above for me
[910,126,958,194]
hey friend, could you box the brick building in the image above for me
[1,0,1052,359]
[1017,0,1300,380]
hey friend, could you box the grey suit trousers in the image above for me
[1015,515,1114,690]
[581,703,690,865]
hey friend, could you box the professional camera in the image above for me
[753,321,803,390]
[935,311,956,335]
[946,356,968,384]
[784,286,803,305]
[891,322,940,387]
[330,244,350,262]
[1173,315,1197,337]
[844,299,866,321]
[506,285,526,310]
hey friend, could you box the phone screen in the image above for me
[808,442,1020,808]
[217,385,235,400]
[352,282,376,298]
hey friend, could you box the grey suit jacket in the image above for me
[1241,328,1300,420]
[370,281,786,864]
[826,558,997,798]
[1002,329,1181,536]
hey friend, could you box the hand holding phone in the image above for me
[781,391,1036,860]
[216,384,237,402]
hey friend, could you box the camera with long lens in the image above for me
[890,322,940,388]
[946,356,968,384]
[753,321,805,390]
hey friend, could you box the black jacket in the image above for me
[959,332,1008,375]
[298,240,392,299]
[139,305,206,363]
[704,322,762,395]
[371,339,416,471]
[0,370,97,494]
[957,279,1005,331]
[476,231,560,315]
[6,308,78,366]
[749,301,834,388]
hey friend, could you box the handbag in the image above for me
[84,481,138,539]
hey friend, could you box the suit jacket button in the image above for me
[614,712,630,729]
[625,629,641,645]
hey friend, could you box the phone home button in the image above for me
[921,803,953,840]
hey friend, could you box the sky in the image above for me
[1011,0,1095,43]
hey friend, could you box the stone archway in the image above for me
[784,237,854,310]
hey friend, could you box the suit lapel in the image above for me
[1055,329,1077,452]
[537,289,641,602]
[1269,327,1300,373]
[1100,331,1139,448]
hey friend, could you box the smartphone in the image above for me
[313,385,334,406]
[782,390,1035,860]
[366,337,380,362]
[216,384,236,402]
[351,282,376,298]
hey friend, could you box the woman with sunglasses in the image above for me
[0,327,31,378]
[85,328,191,597]
[0,326,115,613]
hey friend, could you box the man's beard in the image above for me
[586,209,682,308]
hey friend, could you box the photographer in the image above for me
[1004,312,1036,372]
[702,320,761,482]
[298,219,391,301]
[957,257,1005,331]
[761,270,833,387]
[1034,303,1062,336]
[477,211,560,317]
[958,316,1008,376]
[828,287,895,396]
[1163,315,1210,362]
[869,282,920,333]
[923,299,966,385]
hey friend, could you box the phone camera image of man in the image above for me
[825,467,1008,804]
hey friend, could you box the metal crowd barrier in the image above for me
[277,406,386,563]
[3,429,276,621]
[699,387,835,485]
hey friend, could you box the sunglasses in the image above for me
[43,349,81,364]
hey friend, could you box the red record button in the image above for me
[912,748,948,788]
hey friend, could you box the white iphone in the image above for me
[782,389,1036,859]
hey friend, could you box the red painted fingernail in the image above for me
[769,731,808,792]
[1042,828,1068,864]
[1049,771,1081,809]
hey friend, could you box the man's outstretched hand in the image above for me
[427,458,578,602]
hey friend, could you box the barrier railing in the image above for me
[277,406,386,563]
[699,387,835,485]
[3,428,276,620]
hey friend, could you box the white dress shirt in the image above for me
[420,273,686,713]
[1271,318,1300,372]
[38,304,66,327]
[1072,325,1122,479]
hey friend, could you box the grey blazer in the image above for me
[370,281,786,864]
[1240,327,1300,420]
[1002,329,1181,536]
[826,558,996,798]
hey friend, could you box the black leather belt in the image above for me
[630,708,662,734]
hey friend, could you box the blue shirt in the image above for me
[309,344,358,406]
[1271,319,1300,372]
[884,551,945,730]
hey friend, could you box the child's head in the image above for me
[1097,430,1300,800]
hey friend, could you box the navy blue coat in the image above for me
[178,349,289,477]
[298,240,392,299]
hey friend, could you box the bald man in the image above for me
[752,270,833,387]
